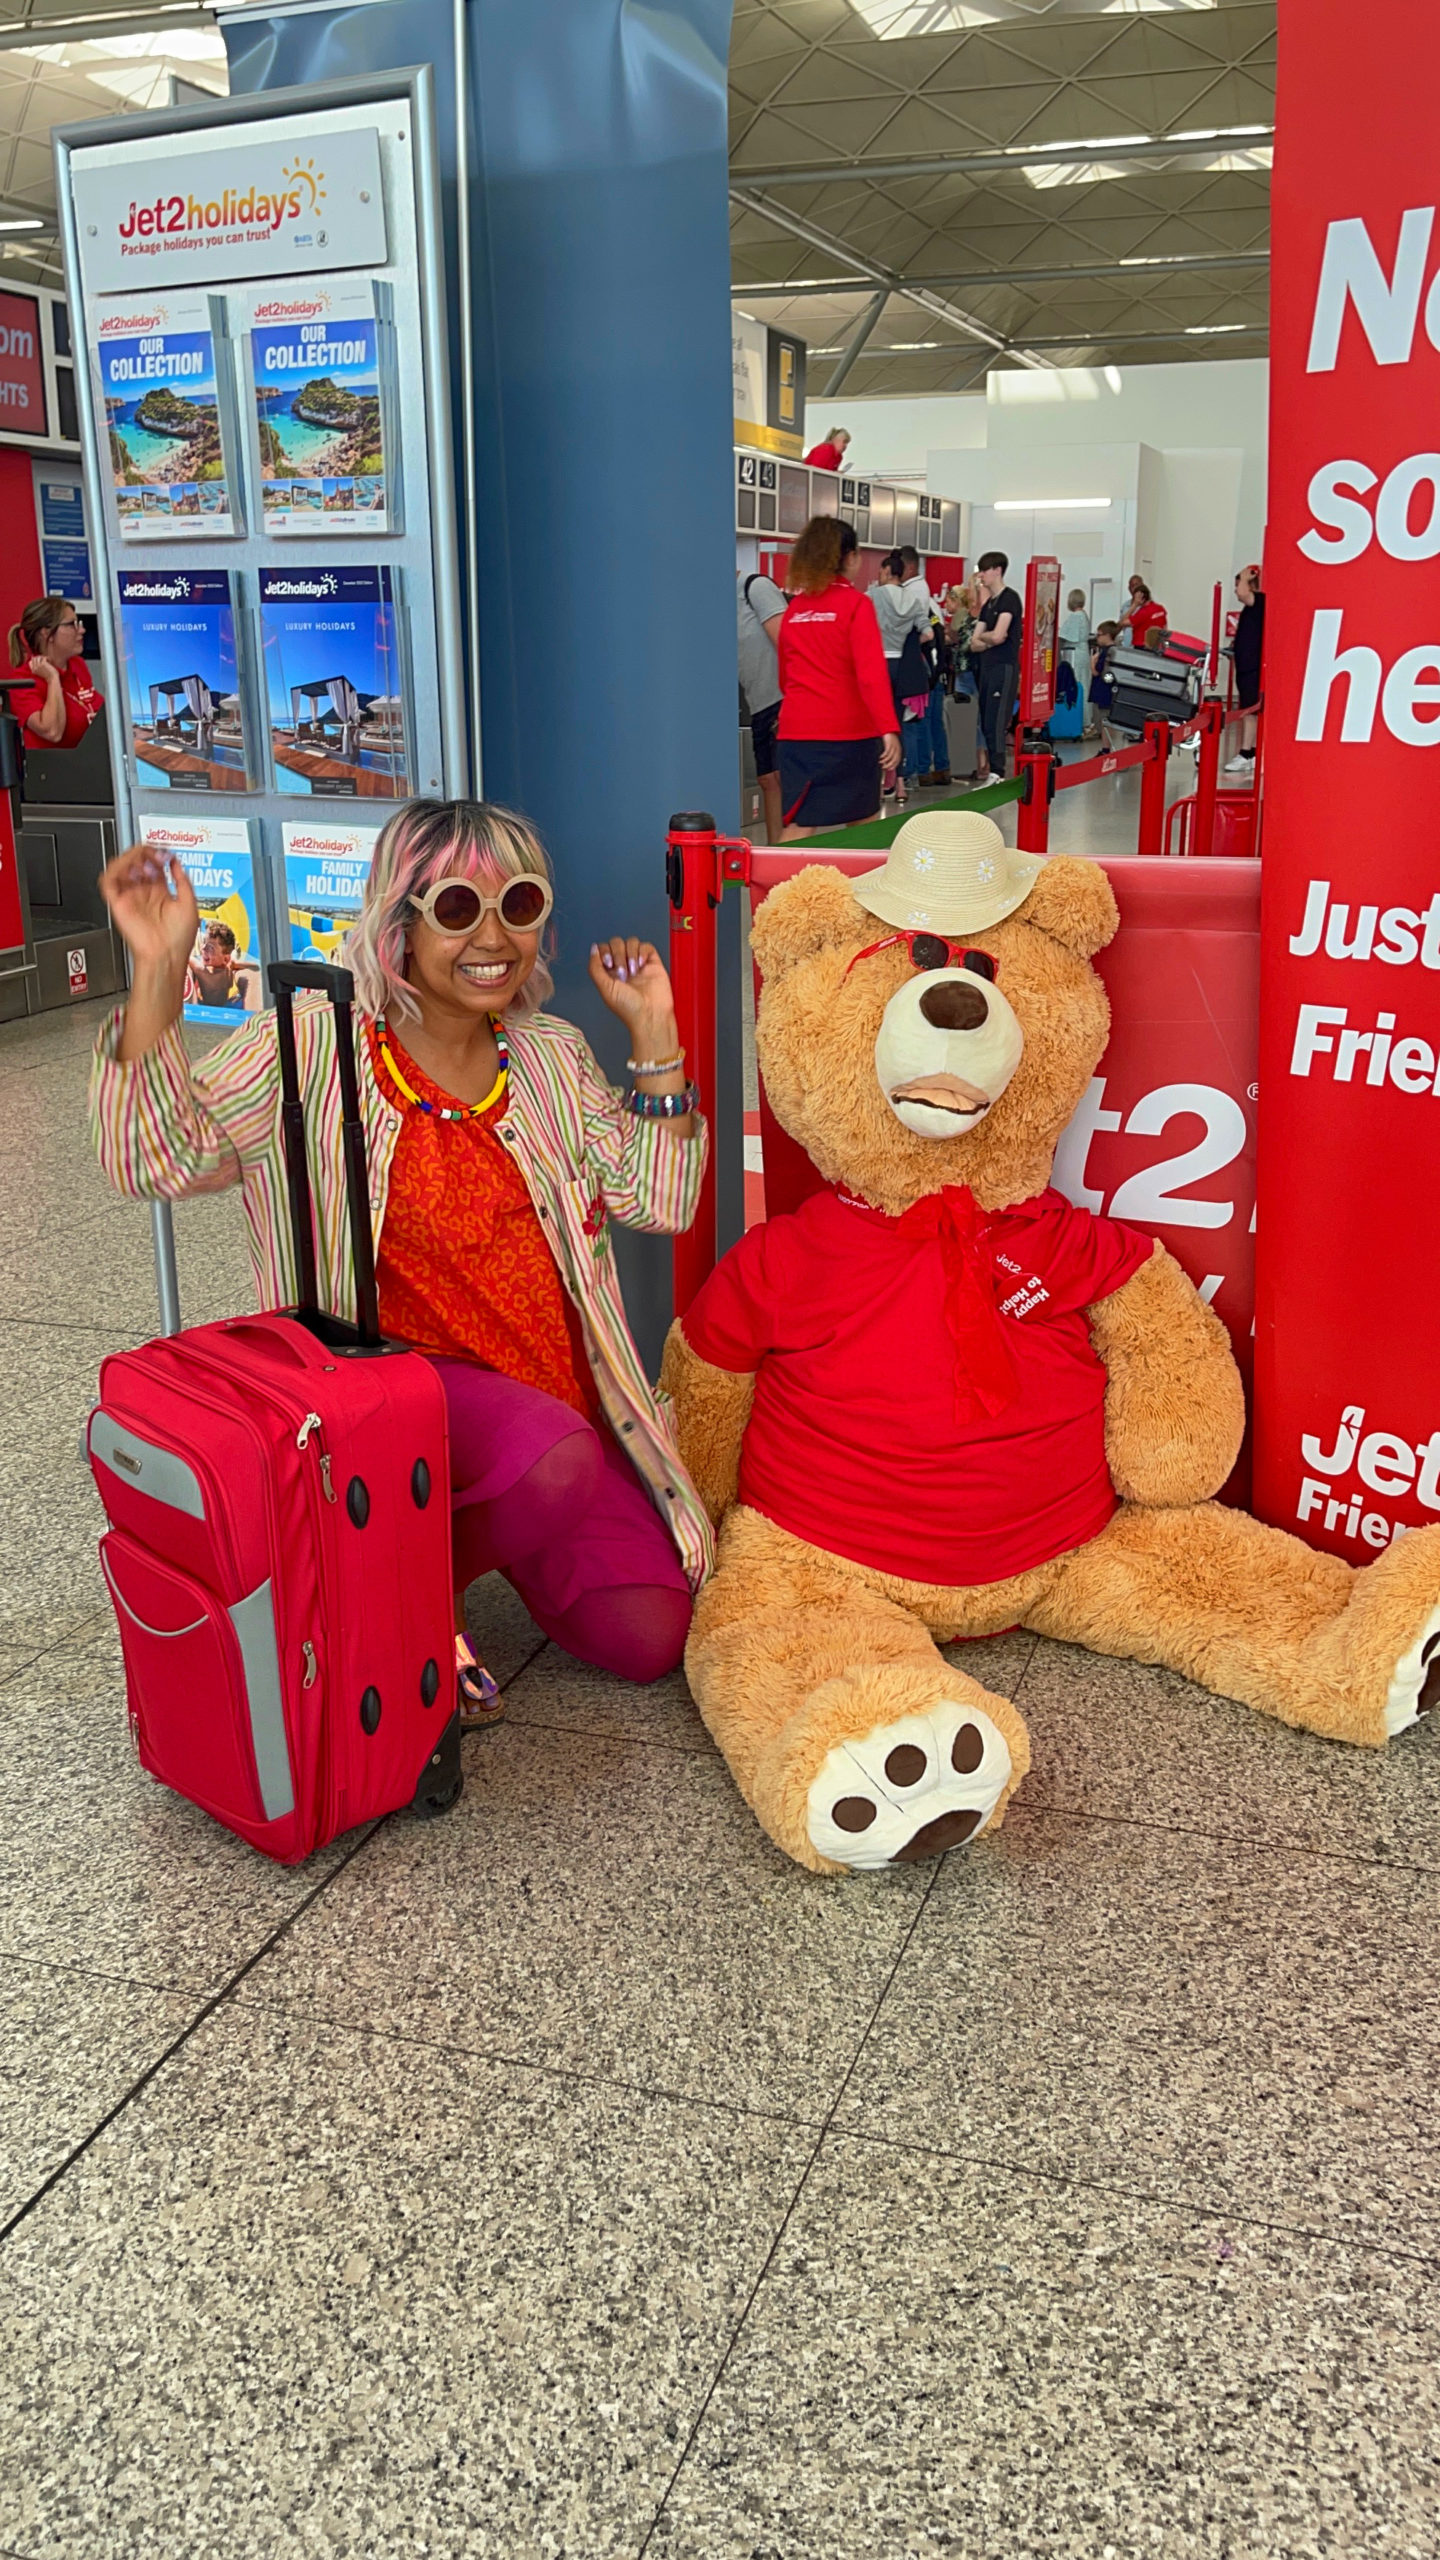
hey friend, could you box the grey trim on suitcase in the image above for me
[89,1412,207,1521]
[229,1581,295,1823]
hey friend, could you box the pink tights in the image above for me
[429,1359,692,1684]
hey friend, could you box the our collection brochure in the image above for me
[135,811,262,1029]
[98,295,239,539]
[246,281,394,535]
[117,568,257,793]
[281,820,380,964]
[259,564,409,800]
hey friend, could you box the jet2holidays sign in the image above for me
[72,126,387,293]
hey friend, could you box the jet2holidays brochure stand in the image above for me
[54,71,465,1149]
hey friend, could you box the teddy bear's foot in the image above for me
[806,1697,1014,1870]
[1384,1603,1440,1735]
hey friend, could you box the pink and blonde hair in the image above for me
[346,797,555,1026]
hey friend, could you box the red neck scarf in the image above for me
[838,1184,1019,1420]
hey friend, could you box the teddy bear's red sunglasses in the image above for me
[845,932,998,980]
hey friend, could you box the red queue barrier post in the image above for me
[1191,697,1224,859]
[1136,718,1172,854]
[1014,744,1055,854]
[667,811,755,1318]
[666,811,721,1318]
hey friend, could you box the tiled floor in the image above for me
[3,992,1439,2560]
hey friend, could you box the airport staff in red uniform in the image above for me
[6,597,103,747]
[804,428,851,472]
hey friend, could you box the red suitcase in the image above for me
[88,960,461,1863]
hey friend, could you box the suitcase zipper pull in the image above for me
[296,1413,337,1503]
[302,1641,318,1689]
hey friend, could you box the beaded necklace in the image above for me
[376,1014,508,1121]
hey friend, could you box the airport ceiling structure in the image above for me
[0,0,230,288]
[730,0,1275,399]
[0,0,1272,401]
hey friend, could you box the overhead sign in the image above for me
[73,126,388,292]
[0,290,46,434]
[733,311,805,459]
[1255,0,1440,1558]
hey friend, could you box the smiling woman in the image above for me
[89,797,714,1725]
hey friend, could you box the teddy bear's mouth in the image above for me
[888,1073,990,1119]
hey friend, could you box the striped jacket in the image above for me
[89,999,715,1591]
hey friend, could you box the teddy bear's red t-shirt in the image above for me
[683,1183,1152,1585]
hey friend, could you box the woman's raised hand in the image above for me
[100,842,200,975]
[588,936,678,1035]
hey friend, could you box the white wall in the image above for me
[806,359,1267,620]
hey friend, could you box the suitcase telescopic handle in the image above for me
[266,961,381,1348]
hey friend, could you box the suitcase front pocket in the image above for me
[101,1533,295,1828]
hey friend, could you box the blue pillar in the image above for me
[225,0,740,1365]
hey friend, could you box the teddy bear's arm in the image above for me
[660,1321,756,1525]
[1086,1243,1247,1507]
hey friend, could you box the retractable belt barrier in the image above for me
[668,811,1262,1491]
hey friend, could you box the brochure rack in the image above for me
[54,69,464,1322]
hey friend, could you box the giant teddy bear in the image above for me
[660,812,1440,1874]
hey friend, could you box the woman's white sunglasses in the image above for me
[409,873,553,937]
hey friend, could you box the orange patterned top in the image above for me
[365,1016,599,1422]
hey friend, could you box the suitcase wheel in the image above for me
[411,1709,463,1820]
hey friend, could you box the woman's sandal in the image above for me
[456,1632,504,1728]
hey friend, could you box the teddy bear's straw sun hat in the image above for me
[853,810,1045,937]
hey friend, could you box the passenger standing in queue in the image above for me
[92,800,708,1726]
[968,550,1024,781]
[777,515,900,840]
[1224,564,1265,778]
[6,597,103,748]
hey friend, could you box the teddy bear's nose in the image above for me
[918,979,989,1032]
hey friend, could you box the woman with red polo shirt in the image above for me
[6,596,103,748]
[777,516,900,840]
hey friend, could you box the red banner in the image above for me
[0,791,25,952]
[751,857,1259,1493]
[1020,555,1060,725]
[0,290,46,437]
[1255,0,1440,1559]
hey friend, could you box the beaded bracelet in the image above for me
[626,1052,686,1075]
[626,1080,699,1119]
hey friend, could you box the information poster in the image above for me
[281,819,379,962]
[36,478,93,600]
[259,563,409,799]
[246,282,391,534]
[135,811,262,1028]
[118,567,257,792]
[97,295,238,538]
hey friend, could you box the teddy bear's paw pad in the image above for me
[807,1701,1012,1870]
[1384,1604,1440,1737]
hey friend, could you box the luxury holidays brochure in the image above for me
[117,568,257,793]
[259,564,409,799]
[98,294,239,538]
[246,281,395,535]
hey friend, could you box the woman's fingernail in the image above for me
[589,943,598,957]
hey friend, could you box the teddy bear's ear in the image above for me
[1016,854,1119,960]
[750,865,868,980]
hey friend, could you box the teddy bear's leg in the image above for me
[1025,1499,1440,1746]
[687,1507,1031,1872]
